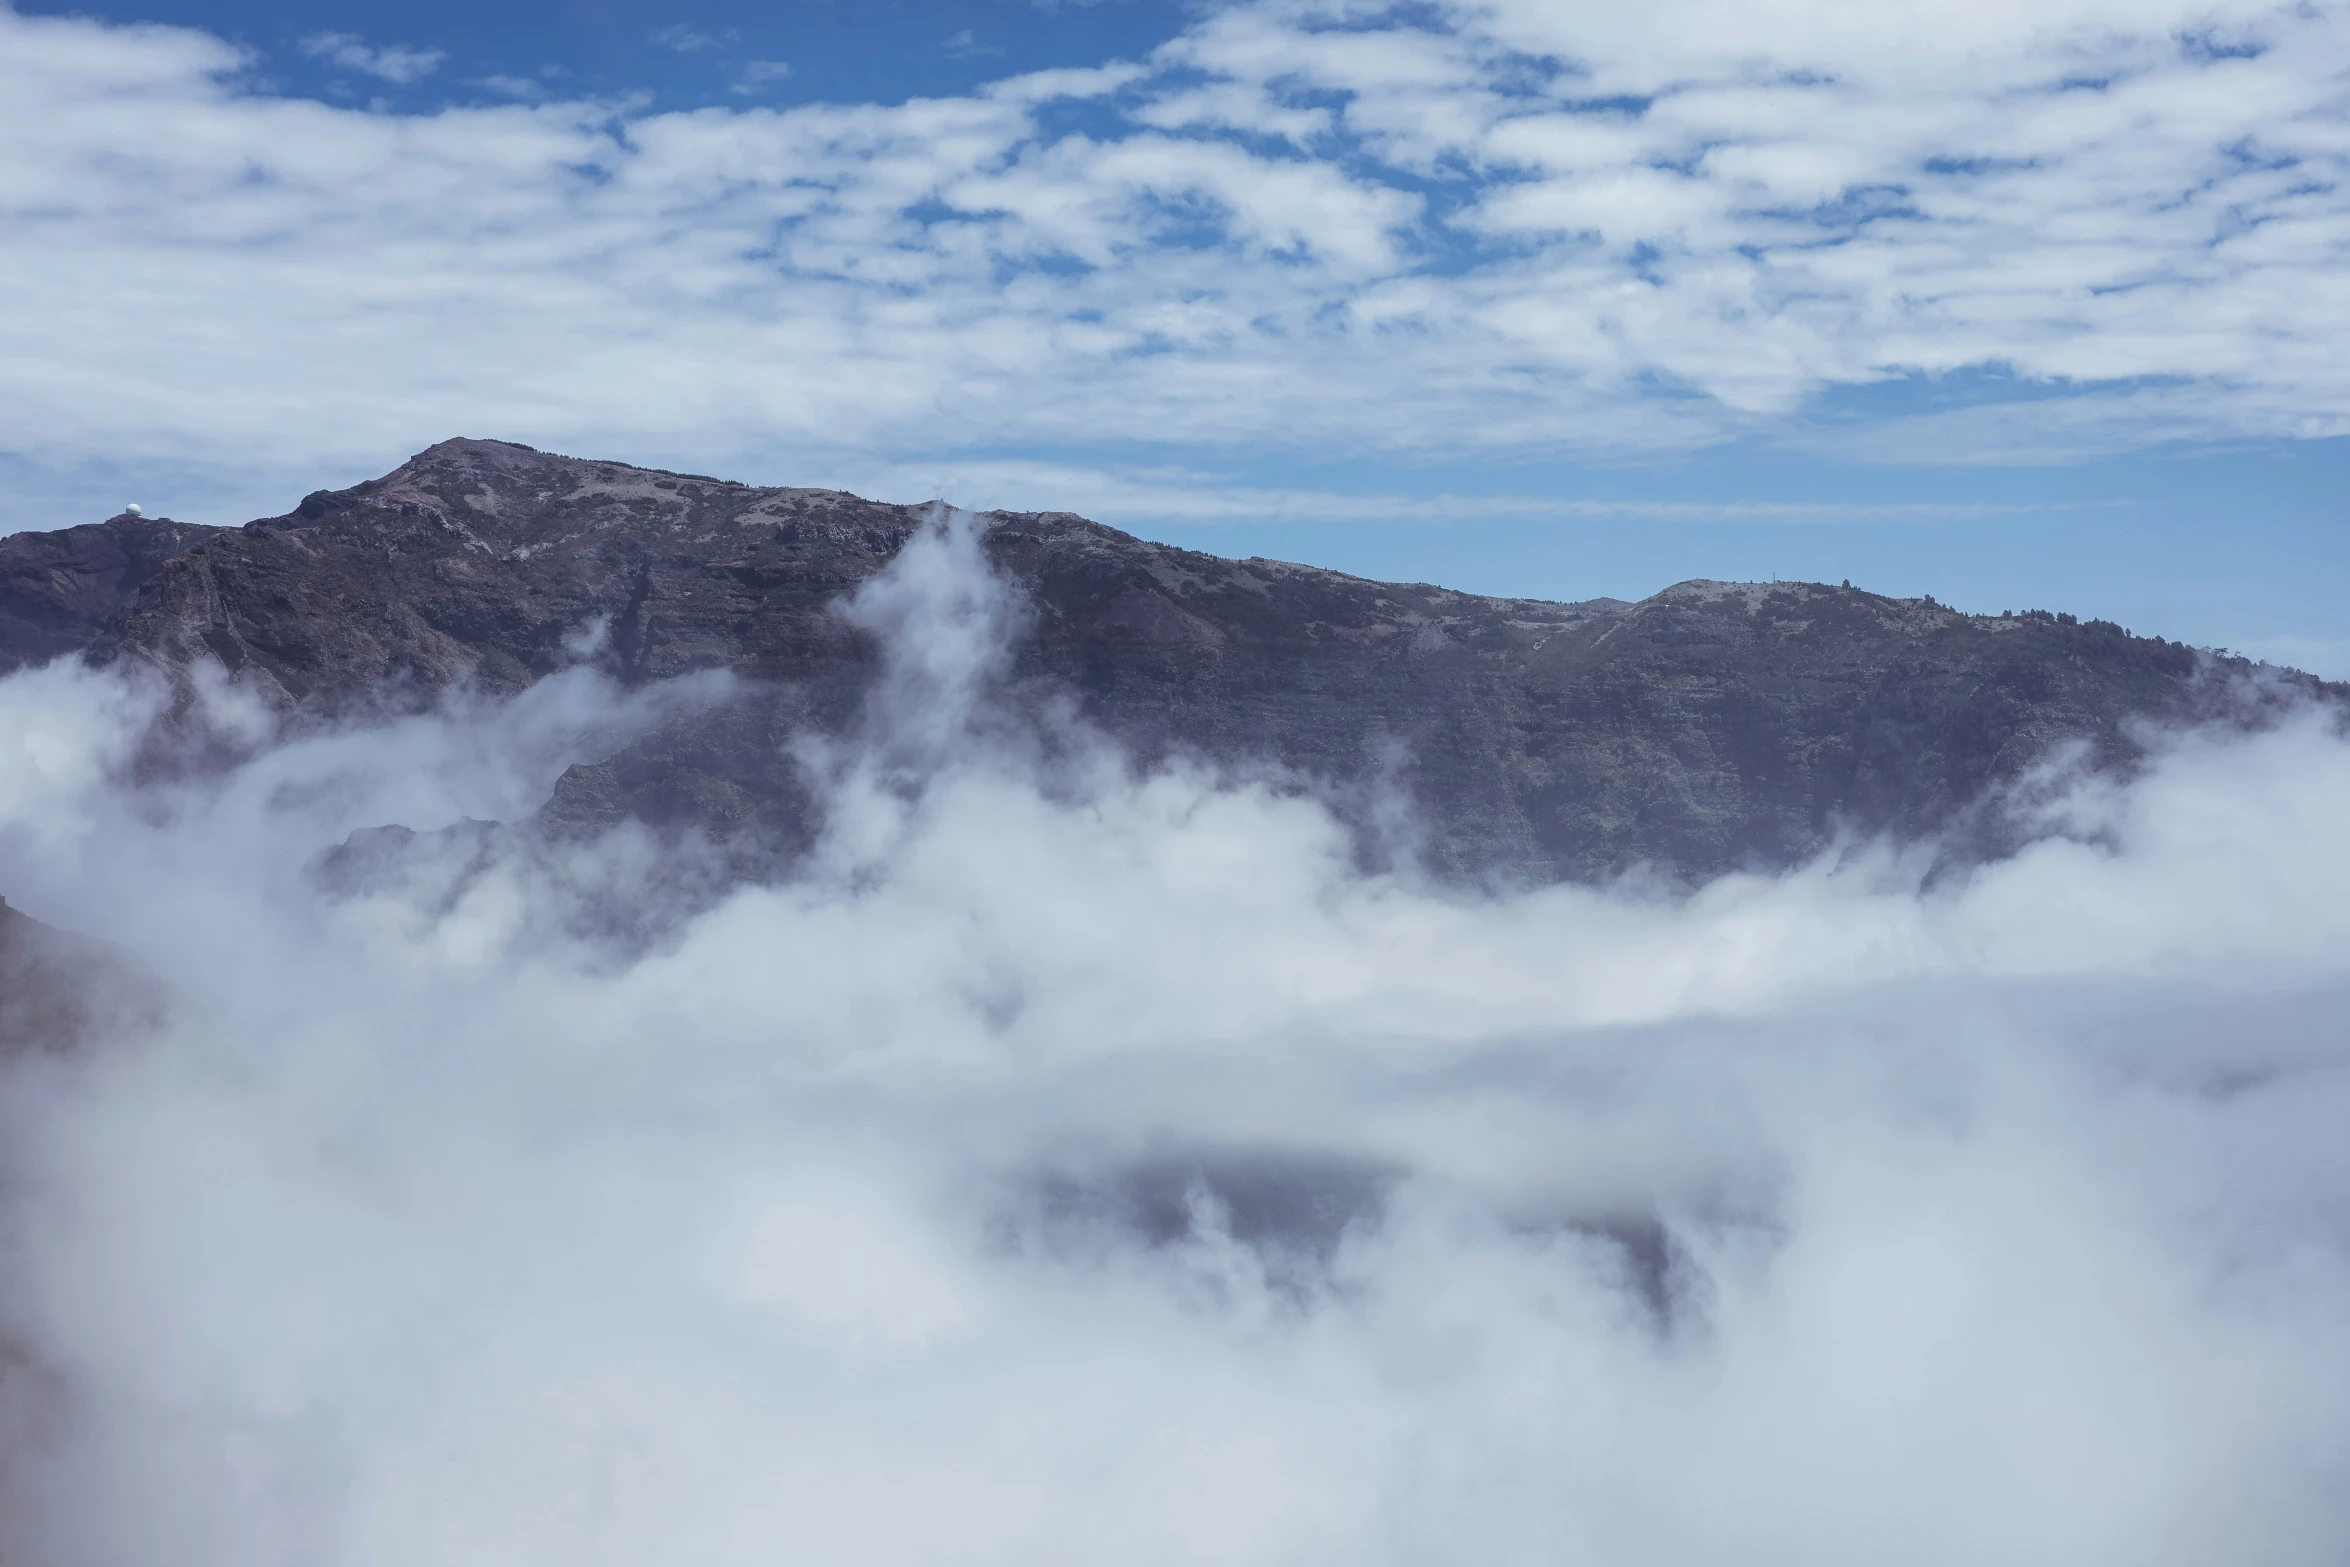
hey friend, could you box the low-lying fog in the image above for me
[1,514,2345,1565]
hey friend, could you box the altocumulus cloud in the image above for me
[0,0,2346,515]
[0,515,2347,1564]
[299,30,447,85]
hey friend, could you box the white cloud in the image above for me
[821,454,2128,527]
[1129,81,1334,144]
[300,29,445,85]
[0,519,2348,1561]
[651,23,734,54]
[980,60,1148,104]
[731,59,792,95]
[0,0,2345,506]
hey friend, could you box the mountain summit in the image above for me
[1,438,2333,883]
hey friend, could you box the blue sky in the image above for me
[3,0,2346,669]
[26,0,1204,109]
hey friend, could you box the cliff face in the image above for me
[0,514,211,675]
[2,438,2335,883]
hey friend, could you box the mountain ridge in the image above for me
[2,437,2336,884]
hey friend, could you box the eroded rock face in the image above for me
[0,514,211,676]
[1,437,2338,883]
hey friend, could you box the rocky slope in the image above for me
[1,438,2336,884]
[0,513,209,671]
[0,897,166,1056]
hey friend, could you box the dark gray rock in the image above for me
[2,437,2339,884]
[0,513,212,675]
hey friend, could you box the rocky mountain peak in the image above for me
[1,440,2339,884]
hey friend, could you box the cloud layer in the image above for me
[0,516,2346,1563]
[1,0,2345,516]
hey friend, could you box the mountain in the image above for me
[0,896,166,1056]
[1,438,2336,884]
[0,512,210,671]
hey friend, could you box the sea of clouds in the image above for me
[0,513,2347,1564]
